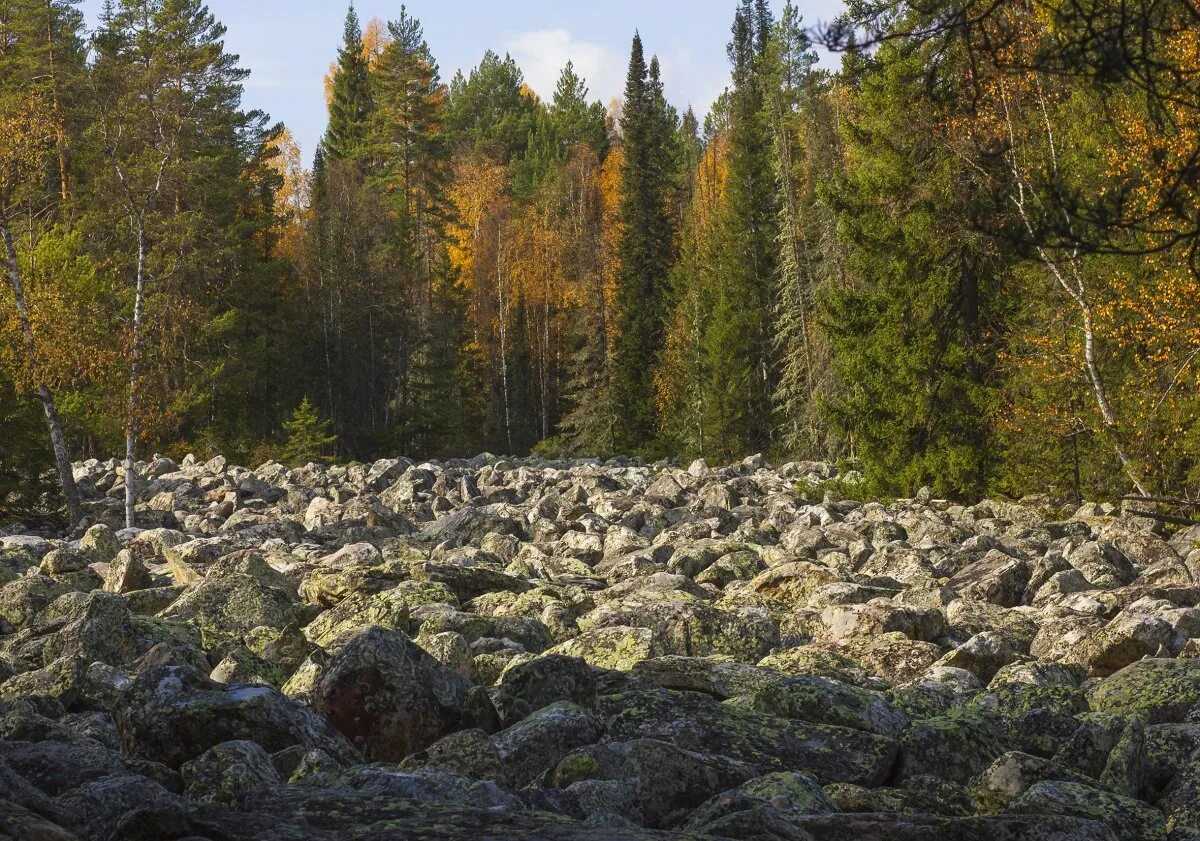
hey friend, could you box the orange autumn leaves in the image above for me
[447,143,622,367]
[944,1,1200,488]
[0,93,118,404]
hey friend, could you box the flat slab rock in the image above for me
[1,453,1198,839]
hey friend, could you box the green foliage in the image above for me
[279,397,337,466]
[0,378,58,524]
[821,35,1010,499]
[324,5,373,162]
[447,51,537,163]
[1,0,1195,511]
[611,35,679,453]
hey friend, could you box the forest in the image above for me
[2,0,1199,527]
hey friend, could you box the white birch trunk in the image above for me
[125,217,147,529]
[1,216,83,528]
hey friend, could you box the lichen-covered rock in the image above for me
[494,654,597,725]
[80,524,122,564]
[682,771,834,833]
[4,453,1198,839]
[103,550,154,593]
[897,710,1010,785]
[0,655,88,708]
[581,599,779,662]
[301,588,411,646]
[601,689,899,785]
[548,626,661,671]
[1005,780,1165,841]
[551,738,760,828]
[0,576,69,632]
[416,630,475,679]
[947,551,1031,607]
[160,570,303,641]
[114,664,360,768]
[493,701,602,787]
[1087,657,1200,724]
[824,776,974,817]
[36,591,141,668]
[38,548,89,576]
[833,633,944,684]
[970,751,1094,813]
[743,675,910,736]
[936,631,1025,682]
[181,739,281,803]
[632,656,788,699]
[820,600,945,643]
[1158,750,1200,833]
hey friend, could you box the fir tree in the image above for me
[822,34,1010,498]
[611,33,676,453]
[279,397,337,466]
[767,2,830,458]
[323,5,373,162]
[549,62,609,158]
[701,0,780,459]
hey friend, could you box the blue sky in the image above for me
[78,1,847,163]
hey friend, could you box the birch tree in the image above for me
[90,0,252,527]
[0,91,82,526]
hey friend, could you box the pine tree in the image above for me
[88,0,270,525]
[279,397,337,466]
[0,0,87,203]
[549,62,610,158]
[611,33,676,453]
[447,51,538,164]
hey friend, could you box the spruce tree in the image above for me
[279,397,337,466]
[611,33,675,453]
[822,34,1009,498]
[323,5,373,162]
[767,2,830,458]
[549,62,609,157]
[702,0,780,459]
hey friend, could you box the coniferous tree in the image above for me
[323,5,373,163]
[279,397,337,466]
[611,33,675,453]
[703,0,780,459]
[447,51,538,164]
[766,2,834,458]
[822,32,1010,498]
[0,3,89,526]
[88,0,273,524]
[549,63,610,158]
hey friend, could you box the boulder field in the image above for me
[2,452,1200,840]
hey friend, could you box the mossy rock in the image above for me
[1005,780,1165,841]
[741,674,910,736]
[1087,658,1200,724]
[897,708,1011,785]
[601,688,899,786]
[548,626,661,672]
[824,777,974,817]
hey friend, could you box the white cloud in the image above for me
[502,29,736,124]
[503,30,625,107]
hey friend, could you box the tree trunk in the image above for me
[497,223,512,454]
[1,216,83,528]
[125,218,148,530]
